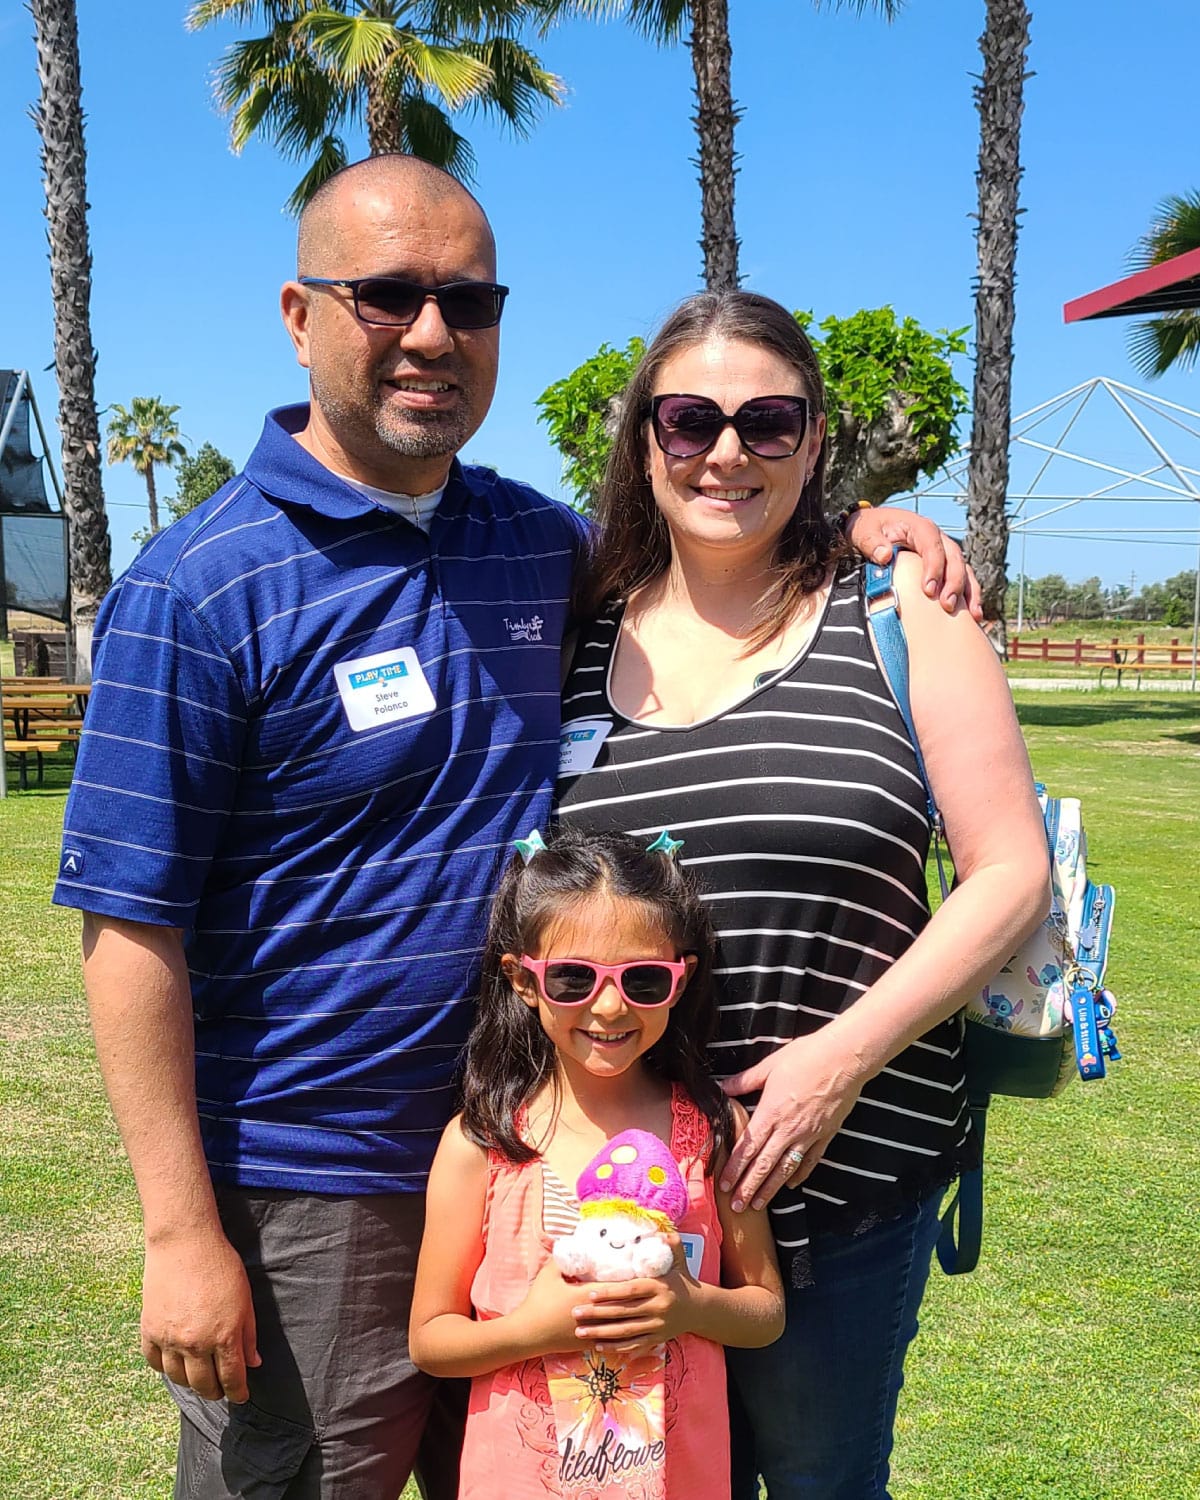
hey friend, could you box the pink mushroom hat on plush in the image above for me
[576,1129,688,1230]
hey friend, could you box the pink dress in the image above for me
[458,1086,731,1499]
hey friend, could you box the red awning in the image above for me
[1064,246,1200,323]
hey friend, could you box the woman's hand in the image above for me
[844,506,983,622]
[719,1033,867,1211]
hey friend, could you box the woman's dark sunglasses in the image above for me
[649,393,811,460]
[519,956,688,1008]
[299,276,509,330]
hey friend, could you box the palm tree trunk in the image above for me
[31,0,111,679]
[689,0,740,292]
[144,466,160,535]
[964,0,1030,656]
[366,68,405,154]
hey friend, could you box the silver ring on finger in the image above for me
[783,1145,806,1170]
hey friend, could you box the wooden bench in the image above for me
[3,738,65,790]
[1,681,90,736]
[1099,659,1197,689]
[2,680,89,789]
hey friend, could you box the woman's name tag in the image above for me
[558,717,613,778]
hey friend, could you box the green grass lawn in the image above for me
[2,692,1197,1497]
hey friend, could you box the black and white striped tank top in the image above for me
[555,564,978,1287]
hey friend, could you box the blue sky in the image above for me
[2,0,1198,589]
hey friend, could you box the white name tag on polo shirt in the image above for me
[558,717,613,777]
[334,647,435,733]
[679,1233,704,1279]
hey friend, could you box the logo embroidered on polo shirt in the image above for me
[504,614,543,642]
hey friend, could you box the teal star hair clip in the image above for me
[514,828,548,865]
[646,830,684,858]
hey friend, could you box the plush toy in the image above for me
[552,1129,688,1282]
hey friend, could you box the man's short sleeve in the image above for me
[53,569,249,927]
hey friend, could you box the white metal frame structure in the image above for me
[895,377,1200,689]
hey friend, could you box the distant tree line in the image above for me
[1008,571,1198,627]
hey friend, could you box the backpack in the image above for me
[863,561,1119,1274]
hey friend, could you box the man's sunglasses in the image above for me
[299,276,509,330]
[649,393,812,460]
[519,956,688,1009]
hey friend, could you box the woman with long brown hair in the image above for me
[556,290,1048,1498]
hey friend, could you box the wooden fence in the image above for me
[1009,634,1198,669]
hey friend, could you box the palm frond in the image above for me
[625,0,688,41]
[295,12,403,80]
[213,27,302,116]
[226,52,351,155]
[105,399,186,471]
[286,133,350,212]
[534,0,686,43]
[401,93,476,181]
[458,36,564,131]
[424,0,549,36]
[1126,189,1200,273]
[195,0,557,205]
[1127,312,1200,380]
[533,0,625,29]
[273,64,355,154]
[814,0,904,17]
[387,35,495,109]
[186,0,298,32]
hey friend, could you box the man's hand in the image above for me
[82,917,259,1401]
[141,1227,260,1403]
[844,505,983,622]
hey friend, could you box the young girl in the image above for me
[409,826,784,1499]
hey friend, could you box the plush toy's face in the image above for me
[553,1209,675,1282]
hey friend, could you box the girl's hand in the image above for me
[515,1260,605,1357]
[573,1276,696,1359]
[571,1240,697,1358]
[719,1032,867,1210]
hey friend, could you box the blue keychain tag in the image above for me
[1071,982,1106,1080]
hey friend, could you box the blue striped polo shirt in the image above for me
[54,405,588,1193]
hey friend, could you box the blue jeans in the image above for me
[727,1189,944,1500]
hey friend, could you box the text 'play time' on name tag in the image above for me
[334,647,436,733]
[558,717,613,777]
[678,1233,704,1279]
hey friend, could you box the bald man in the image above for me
[54,155,969,1499]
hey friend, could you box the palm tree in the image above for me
[539,1,900,291]
[30,0,112,678]
[188,1,564,211]
[963,0,1031,654]
[1126,190,1200,379]
[106,399,187,536]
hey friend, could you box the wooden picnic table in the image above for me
[2,680,91,788]
[2,683,91,741]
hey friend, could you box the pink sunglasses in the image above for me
[519,955,688,1008]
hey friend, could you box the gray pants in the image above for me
[170,1187,468,1500]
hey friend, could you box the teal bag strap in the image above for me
[863,562,937,827]
[934,1100,986,1274]
[863,560,985,1275]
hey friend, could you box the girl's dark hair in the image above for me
[461,825,731,1169]
[578,289,849,652]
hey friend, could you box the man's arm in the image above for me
[83,914,259,1403]
[842,503,983,621]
